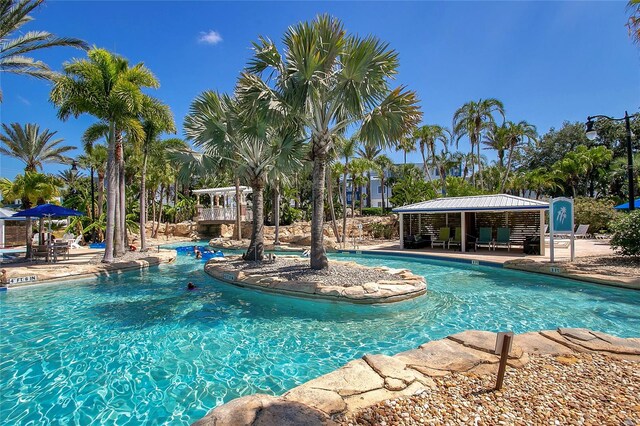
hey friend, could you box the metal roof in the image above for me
[392,194,549,213]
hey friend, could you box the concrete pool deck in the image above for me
[349,239,640,290]
[0,247,177,288]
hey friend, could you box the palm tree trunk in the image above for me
[103,122,117,263]
[380,178,385,214]
[97,171,104,218]
[476,133,483,188]
[154,184,164,238]
[351,179,356,219]
[25,218,33,259]
[342,169,348,243]
[327,170,340,241]
[173,180,179,223]
[500,148,515,193]
[310,155,329,270]
[366,171,372,208]
[273,182,281,245]
[244,181,264,261]
[150,188,156,240]
[234,177,242,241]
[139,146,148,251]
[114,131,126,257]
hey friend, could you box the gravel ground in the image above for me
[223,257,398,287]
[340,353,640,426]
[567,255,640,277]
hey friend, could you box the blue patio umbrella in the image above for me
[12,204,84,236]
[614,198,640,210]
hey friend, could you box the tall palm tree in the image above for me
[453,98,505,187]
[51,48,158,262]
[336,136,357,243]
[434,149,458,195]
[395,134,416,165]
[374,154,393,212]
[244,15,421,269]
[138,97,175,250]
[481,123,509,168]
[627,0,640,45]
[414,124,447,181]
[500,120,537,192]
[78,143,107,219]
[0,123,74,171]
[356,141,382,208]
[0,0,88,101]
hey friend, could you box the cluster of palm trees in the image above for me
[185,15,421,268]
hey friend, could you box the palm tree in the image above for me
[336,136,357,243]
[0,0,88,100]
[51,48,158,262]
[138,97,175,250]
[453,98,505,187]
[356,141,382,208]
[414,124,447,181]
[78,143,107,219]
[374,154,393,213]
[482,123,509,168]
[244,15,421,269]
[395,134,416,165]
[627,0,640,45]
[434,149,458,195]
[0,123,74,171]
[500,120,537,192]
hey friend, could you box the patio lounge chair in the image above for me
[448,227,462,250]
[431,228,450,249]
[494,227,512,251]
[475,227,493,251]
[405,234,431,249]
[69,235,83,249]
[574,224,591,239]
[52,242,70,261]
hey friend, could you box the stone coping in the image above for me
[1,249,177,289]
[193,328,640,426]
[203,255,427,304]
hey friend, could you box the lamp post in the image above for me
[585,111,638,210]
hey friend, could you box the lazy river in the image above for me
[1,245,638,425]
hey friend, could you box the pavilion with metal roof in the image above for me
[392,194,549,254]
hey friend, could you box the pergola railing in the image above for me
[193,186,253,223]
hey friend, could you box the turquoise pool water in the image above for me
[1,247,638,425]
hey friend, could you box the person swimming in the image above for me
[187,282,196,290]
[194,247,202,259]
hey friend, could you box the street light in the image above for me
[585,111,638,210]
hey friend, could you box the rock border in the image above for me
[203,255,427,304]
[193,328,640,426]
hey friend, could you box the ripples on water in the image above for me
[1,248,639,424]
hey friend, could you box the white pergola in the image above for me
[193,186,253,222]
[393,194,549,254]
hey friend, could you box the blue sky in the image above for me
[1,1,638,179]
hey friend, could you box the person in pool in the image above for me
[194,247,202,259]
[187,282,197,290]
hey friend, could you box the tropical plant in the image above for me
[0,0,88,100]
[0,123,74,171]
[610,210,640,256]
[243,14,421,269]
[356,141,382,208]
[414,124,448,181]
[373,154,393,213]
[336,136,357,243]
[77,143,107,219]
[453,98,505,186]
[389,164,436,206]
[574,197,620,234]
[433,149,459,195]
[500,120,537,192]
[395,133,416,164]
[0,171,61,257]
[51,48,159,262]
[627,0,640,45]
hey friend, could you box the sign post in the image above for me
[549,197,575,263]
[494,331,514,390]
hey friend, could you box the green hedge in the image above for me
[361,207,383,216]
[574,197,619,233]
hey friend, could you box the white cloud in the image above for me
[199,30,223,45]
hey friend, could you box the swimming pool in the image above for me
[1,247,638,424]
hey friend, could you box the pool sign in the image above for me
[549,197,575,262]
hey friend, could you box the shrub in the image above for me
[281,205,304,225]
[362,207,383,216]
[370,222,396,239]
[574,197,619,233]
[609,210,640,257]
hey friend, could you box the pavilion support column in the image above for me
[539,209,546,256]
[418,214,422,235]
[399,213,404,249]
[461,211,466,252]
